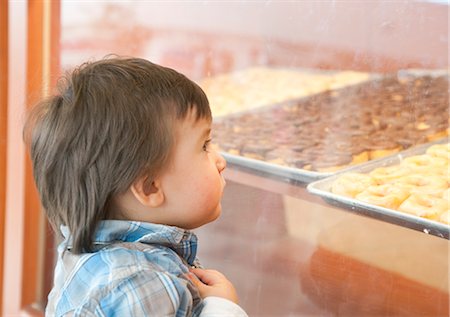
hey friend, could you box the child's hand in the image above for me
[188,268,239,304]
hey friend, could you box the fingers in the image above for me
[186,268,239,303]
[186,272,210,300]
[189,268,225,285]
[186,272,203,288]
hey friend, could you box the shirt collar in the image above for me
[60,220,198,265]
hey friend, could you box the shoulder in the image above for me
[48,242,200,316]
[53,270,200,316]
[107,241,190,275]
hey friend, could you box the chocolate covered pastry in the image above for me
[213,74,449,172]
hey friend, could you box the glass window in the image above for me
[56,2,450,315]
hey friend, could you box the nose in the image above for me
[215,151,226,173]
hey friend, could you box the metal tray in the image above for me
[307,139,449,239]
[213,71,381,183]
[216,70,448,184]
[222,152,333,184]
[217,88,369,184]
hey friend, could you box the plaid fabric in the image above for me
[46,220,204,316]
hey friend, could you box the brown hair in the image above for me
[24,57,211,253]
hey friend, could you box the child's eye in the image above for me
[203,139,212,151]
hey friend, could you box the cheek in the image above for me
[191,174,222,206]
[196,175,220,197]
[175,160,222,207]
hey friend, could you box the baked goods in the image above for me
[398,194,448,220]
[442,188,450,201]
[439,211,450,224]
[213,74,449,172]
[330,172,377,198]
[200,67,370,117]
[401,155,448,173]
[356,184,410,210]
[393,175,447,197]
[426,143,450,160]
[331,143,450,224]
[369,165,412,185]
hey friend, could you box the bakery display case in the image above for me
[209,69,448,182]
[6,1,446,316]
[61,2,448,316]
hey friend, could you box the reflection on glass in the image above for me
[60,2,449,315]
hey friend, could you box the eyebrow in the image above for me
[200,128,211,141]
[203,128,211,137]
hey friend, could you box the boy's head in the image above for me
[24,57,226,253]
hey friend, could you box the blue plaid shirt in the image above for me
[46,220,205,316]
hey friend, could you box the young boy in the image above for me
[24,57,248,316]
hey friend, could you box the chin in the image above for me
[212,204,222,220]
[210,210,221,223]
[199,205,222,227]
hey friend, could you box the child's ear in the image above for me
[130,175,165,208]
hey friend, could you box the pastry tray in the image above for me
[213,70,378,183]
[307,139,449,239]
[216,69,448,185]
